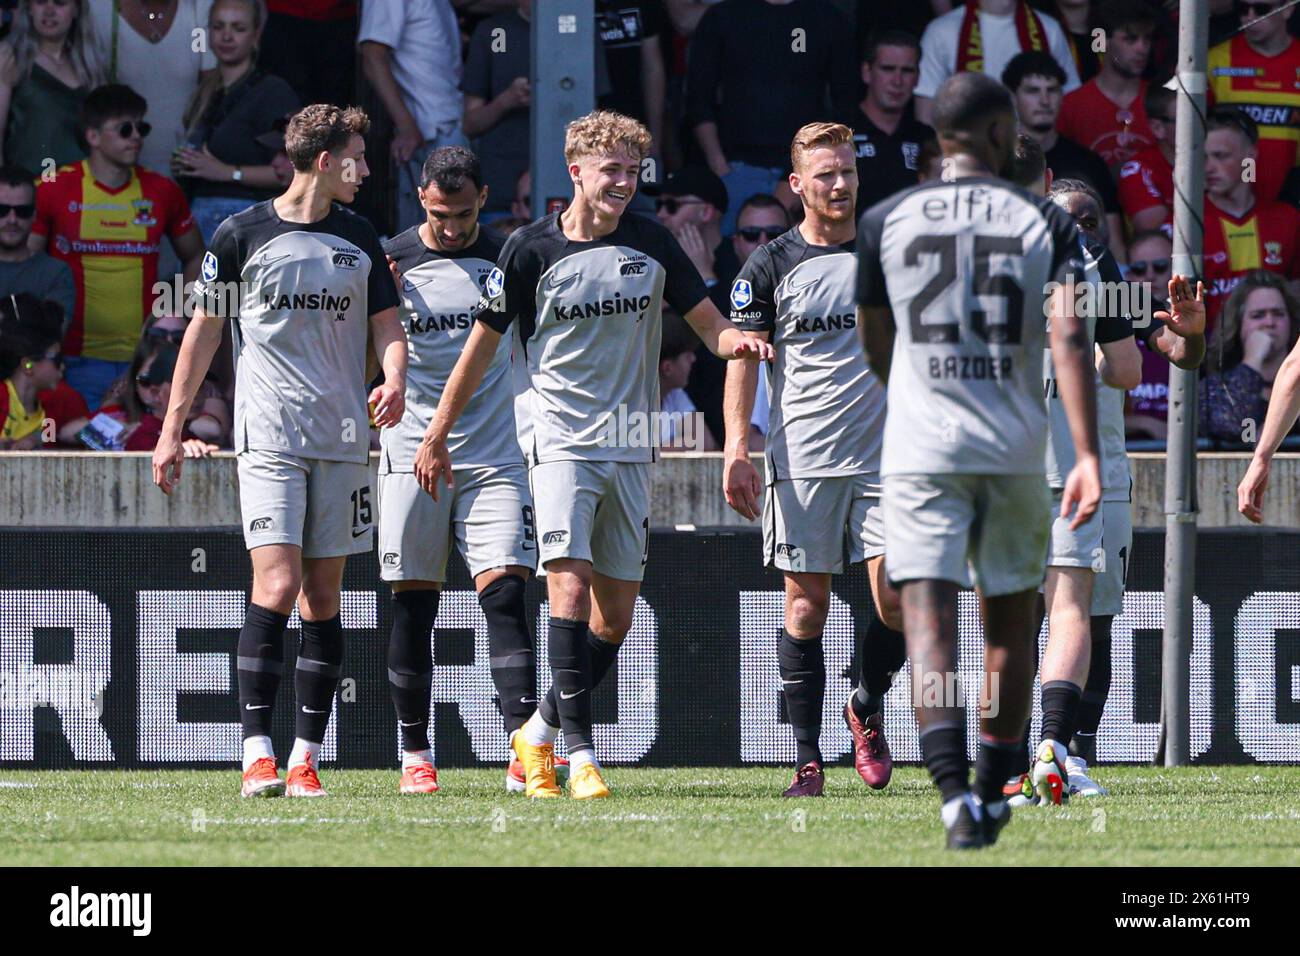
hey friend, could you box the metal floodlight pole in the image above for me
[1162,0,1208,767]
[530,0,597,217]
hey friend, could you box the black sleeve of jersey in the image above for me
[855,201,890,307]
[728,244,776,332]
[364,226,400,316]
[193,216,243,317]
[1086,150,1122,215]
[655,222,711,316]
[474,229,529,334]
[1093,245,1134,344]
[1041,200,1088,286]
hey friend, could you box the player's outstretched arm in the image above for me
[1049,284,1102,530]
[1149,275,1207,370]
[1239,334,1300,523]
[367,306,408,428]
[1096,336,1143,391]
[153,305,226,495]
[683,298,775,362]
[416,320,503,500]
[722,331,767,521]
[856,304,895,384]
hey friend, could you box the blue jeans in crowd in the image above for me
[397,122,470,233]
[719,161,786,236]
[64,356,131,411]
[191,195,257,246]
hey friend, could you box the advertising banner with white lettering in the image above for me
[1,529,1297,766]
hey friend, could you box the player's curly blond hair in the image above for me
[563,111,652,166]
[790,122,854,172]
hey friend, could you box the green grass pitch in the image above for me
[1,766,1297,866]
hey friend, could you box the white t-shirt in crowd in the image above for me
[91,0,216,176]
[916,6,1080,100]
[358,0,463,140]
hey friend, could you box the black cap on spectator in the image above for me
[658,166,729,215]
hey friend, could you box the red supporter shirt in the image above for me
[1118,145,1174,228]
[32,161,195,361]
[1202,196,1300,327]
[1207,35,1300,203]
[1058,78,1155,168]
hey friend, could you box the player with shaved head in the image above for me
[856,72,1101,849]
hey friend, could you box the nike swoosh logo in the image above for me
[779,679,803,686]
[559,689,586,700]
[352,528,369,538]
[244,703,270,710]
[784,274,818,296]
[260,252,291,267]
[521,542,535,551]
[520,697,537,704]
[398,720,425,727]
[402,276,434,292]
[301,705,328,714]
[544,271,581,295]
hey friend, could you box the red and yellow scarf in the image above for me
[956,1,1048,74]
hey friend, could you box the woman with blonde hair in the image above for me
[0,0,107,173]
[172,0,298,242]
[1200,270,1300,444]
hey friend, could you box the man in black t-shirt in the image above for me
[596,0,667,149]
[841,30,937,213]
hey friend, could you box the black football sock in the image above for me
[1009,719,1033,777]
[295,614,344,745]
[1040,680,1082,749]
[778,629,825,767]
[537,631,620,729]
[974,736,1022,806]
[1072,615,1113,763]
[237,603,289,739]
[548,617,594,755]
[853,613,905,721]
[919,722,969,803]
[387,589,439,752]
[479,576,534,736]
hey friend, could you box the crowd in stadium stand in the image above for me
[1,0,1299,454]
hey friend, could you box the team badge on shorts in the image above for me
[730,279,753,311]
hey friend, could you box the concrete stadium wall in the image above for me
[2,451,1296,530]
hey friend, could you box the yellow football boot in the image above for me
[511,733,562,798]
[569,762,611,800]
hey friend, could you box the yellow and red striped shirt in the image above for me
[33,161,194,360]
[1208,35,1300,203]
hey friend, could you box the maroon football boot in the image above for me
[781,761,825,797]
[843,700,892,789]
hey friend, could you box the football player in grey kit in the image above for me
[856,73,1101,849]
[378,146,541,796]
[153,105,407,799]
[416,111,772,799]
[723,122,905,798]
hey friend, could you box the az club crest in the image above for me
[730,279,753,311]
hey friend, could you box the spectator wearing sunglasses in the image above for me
[685,191,790,447]
[1200,270,1300,445]
[0,164,73,329]
[0,0,106,176]
[0,291,88,448]
[173,0,300,244]
[654,165,736,305]
[1125,229,1174,440]
[30,84,205,409]
[1208,0,1300,204]
[1118,82,1176,238]
[97,338,224,453]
